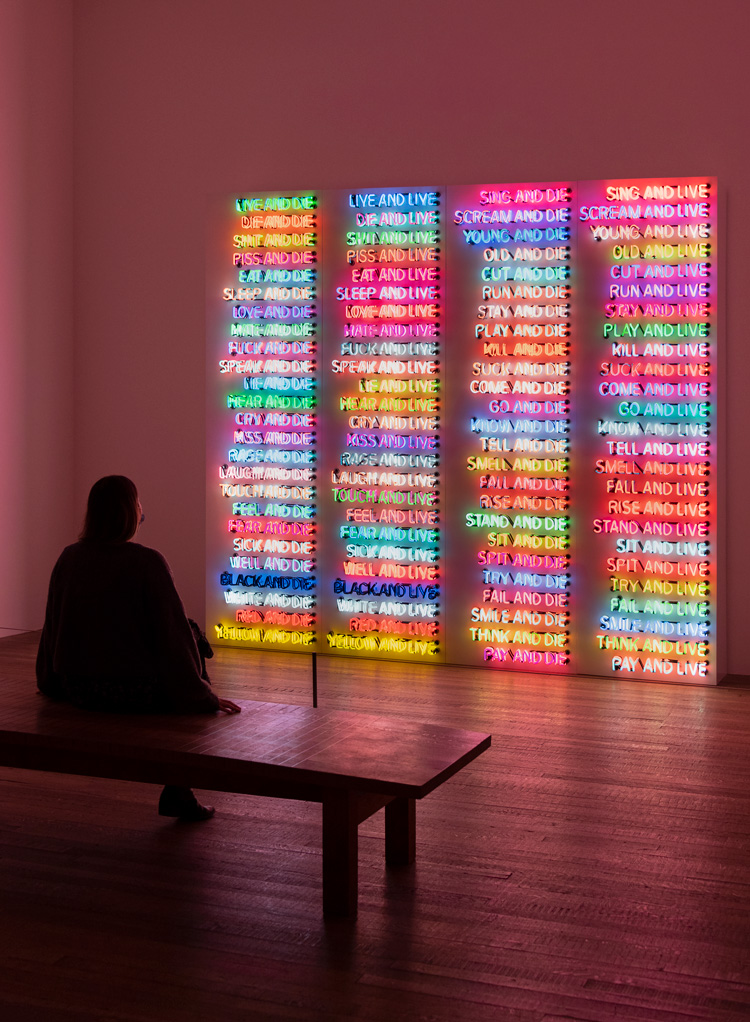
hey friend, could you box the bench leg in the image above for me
[322,791,358,916]
[385,796,416,865]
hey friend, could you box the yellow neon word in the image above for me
[215,624,316,645]
[326,632,439,656]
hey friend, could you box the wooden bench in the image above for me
[0,668,491,915]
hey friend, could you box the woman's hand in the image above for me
[217,697,242,713]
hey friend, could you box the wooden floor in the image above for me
[1,633,749,1021]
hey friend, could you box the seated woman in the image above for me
[36,475,241,821]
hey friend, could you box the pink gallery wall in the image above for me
[15,0,748,672]
[0,0,74,635]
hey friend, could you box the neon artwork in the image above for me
[208,193,319,651]
[319,188,443,660]
[207,178,721,683]
[445,182,573,672]
[577,178,717,683]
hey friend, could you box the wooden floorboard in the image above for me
[1,631,749,1020]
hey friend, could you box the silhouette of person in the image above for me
[36,475,241,820]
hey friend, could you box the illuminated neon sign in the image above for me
[207,178,721,683]
[577,178,717,683]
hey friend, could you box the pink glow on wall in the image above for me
[5,1,748,677]
[0,0,74,634]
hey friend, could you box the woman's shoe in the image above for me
[158,785,215,822]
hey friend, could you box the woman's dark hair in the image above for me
[80,475,139,543]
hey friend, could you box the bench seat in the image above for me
[0,676,491,915]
